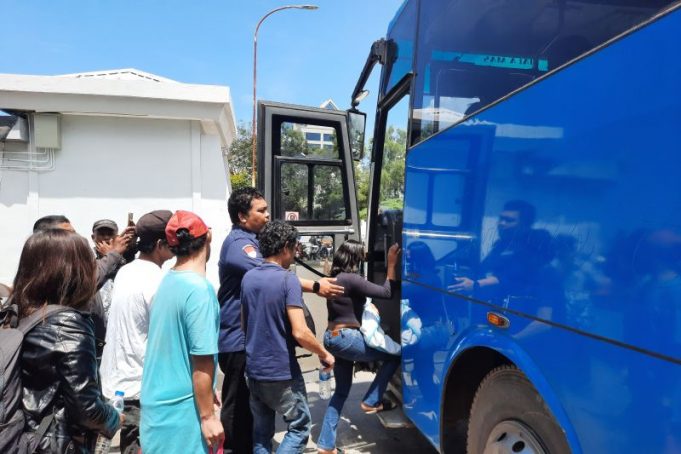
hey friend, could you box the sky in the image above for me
[0,0,404,128]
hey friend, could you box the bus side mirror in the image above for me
[347,109,367,161]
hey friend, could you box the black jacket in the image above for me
[21,309,120,453]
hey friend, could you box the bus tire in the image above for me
[466,365,570,454]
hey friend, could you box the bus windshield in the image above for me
[410,0,677,145]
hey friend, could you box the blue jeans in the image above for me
[249,374,311,454]
[317,328,400,450]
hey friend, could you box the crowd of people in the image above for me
[2,186,401,454]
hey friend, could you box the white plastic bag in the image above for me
[360,300,401,355]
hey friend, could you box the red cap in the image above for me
[165,210,209,246]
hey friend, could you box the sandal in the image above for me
[360,400,396,414]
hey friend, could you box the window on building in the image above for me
[281,122,339,159]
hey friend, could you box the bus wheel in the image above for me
[466,365,570,454]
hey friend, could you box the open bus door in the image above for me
[256,100,363,247]
[256,101,364,360]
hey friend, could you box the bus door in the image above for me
[366,88,411,346]
[256,101,364,351]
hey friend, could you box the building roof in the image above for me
[320,99,340,110]
[0,68,236,146]
[58,68,179,83]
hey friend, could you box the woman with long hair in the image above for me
[317,240,401,454]
[16,229,121,453]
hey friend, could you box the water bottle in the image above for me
[94,390,125,454]
[318,369,333,400]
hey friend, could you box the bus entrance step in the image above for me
[377,405,413,429]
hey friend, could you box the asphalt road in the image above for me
[111,370,436,453]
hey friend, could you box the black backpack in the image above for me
[0,303,70,454]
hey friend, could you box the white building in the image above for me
[297,99,340,150]
[0,68,236,285]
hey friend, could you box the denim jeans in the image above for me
[249,374,311,454]
[317,328,400,450]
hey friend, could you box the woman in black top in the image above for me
[16,229,122,453]
[317,240,400,454]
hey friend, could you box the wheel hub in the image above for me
[483,420,547,454]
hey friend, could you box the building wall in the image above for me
[0,114,230,286]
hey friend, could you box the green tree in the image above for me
[380,126,406,202]
[226,123,253,190]
[355,126,407,220]
[225,120,407,225]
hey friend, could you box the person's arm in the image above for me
[287,306,334,368]
[299,277,344,298]
[55,313,121,437]
[449,275,499,293]
[191,355,224,448]
[345,244,401,299]
[185,284,223,447]
[95,252,126,289]
[285,273,334,368]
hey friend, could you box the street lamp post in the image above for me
[252,4,319,186]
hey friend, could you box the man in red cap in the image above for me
[140,210,224,453]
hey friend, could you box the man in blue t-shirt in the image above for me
[140,210,224,453]
[241,220,335,454]
[217,187,343,453]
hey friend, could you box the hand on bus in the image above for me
[387,243,401,267]
[387,244,402,280]
[318,278,344,298]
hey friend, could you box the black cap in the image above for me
[92,219,118,233]
[136,210,173,245]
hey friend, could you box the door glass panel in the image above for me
[312,165,346,221]
[296,235,336,275]
[281,121,339,159]
[279,161,347,222]
[369,95,410,344]
[281,163,309,220]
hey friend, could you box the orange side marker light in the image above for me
[487,312,510,328]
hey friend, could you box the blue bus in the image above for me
[257,1,681,452]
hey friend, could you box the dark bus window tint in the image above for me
[411,0,677,144]
[280,122,339,159]
[383,0,417,95]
